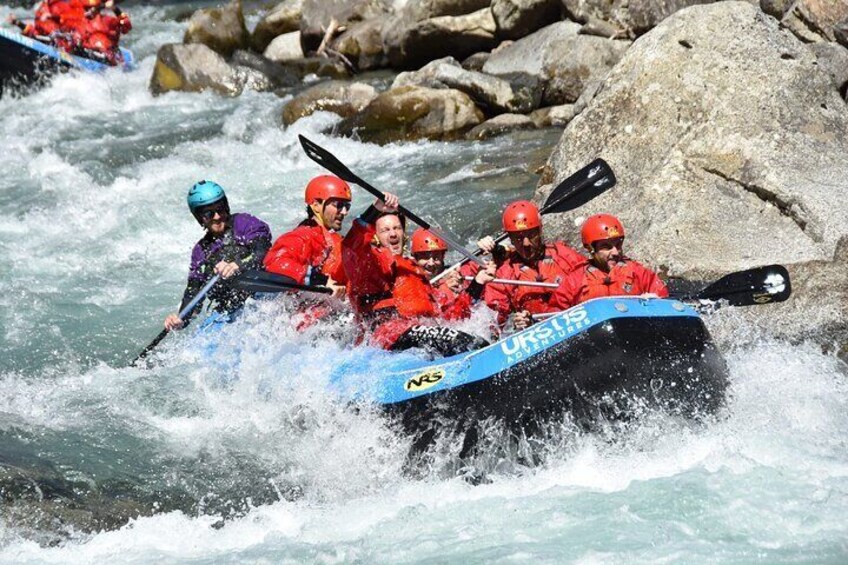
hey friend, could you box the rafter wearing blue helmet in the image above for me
[163,180,273,331]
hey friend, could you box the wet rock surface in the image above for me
[282,80,378,125]
[183,0,249,58]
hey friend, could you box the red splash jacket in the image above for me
[483,241,586,325]
[553,259,669,310]
[263,218,346,286]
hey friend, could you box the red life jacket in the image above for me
[264,219,347,286]
[484,242,586,322]
[555,259,670,309]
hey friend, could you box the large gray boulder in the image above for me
[561,0,719,36]
[493,0,563,39]
[183,0,249,58]
[482,21,581,76]
[150,43,242,96]
[466,113,535,139]
[541,35,631,105]
[263,31,304,62]
[392,56,539,114]
[230,49,301,88]
[282,81,378,125]
[336,85,484,143]
[539,2,848,341]
[251,0,304,52]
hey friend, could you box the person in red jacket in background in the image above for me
[263,175,351,299]
[343,195,495,355]
[554,214,668,310]
[484,200,586,331]
[9,0,85,51]
[79,0,131,65]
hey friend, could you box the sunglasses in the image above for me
[325,199,351,212]
[195,203,229,222]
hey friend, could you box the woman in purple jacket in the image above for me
[163,180,272,331]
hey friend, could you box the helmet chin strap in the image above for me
[310,201,330,229]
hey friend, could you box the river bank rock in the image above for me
[541,34,630,105]
[332,17,389,71]
[530,103,575,126]
[336,85,484,143]
[183,0,249,58]
[384,6,498,69]
[492,0,563,39]
[393,56,538,114]
[482,21,581,76]
[466,112,535,139]
[264,30,304,61]
[539,1,848,341]
[562,0,719,36]
[764,0,848,43]
[230,50,301,88]
[251,0,304,52]
[282,80,378,125]
[150,43,242,96]
[300,0,390,54]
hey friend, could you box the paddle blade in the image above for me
[542,158,616,215]
[696,264,791,307]
[299,135,359,185]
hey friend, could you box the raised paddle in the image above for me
[431,157,616,284]
[530,264,792,321]
[231,269,333,294]
[131,273,221,365]
[298,134,486,267]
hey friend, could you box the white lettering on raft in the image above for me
[500,307,590,363]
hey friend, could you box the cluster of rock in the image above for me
[150,1,848,145]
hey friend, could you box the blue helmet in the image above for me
[187,180,227,212]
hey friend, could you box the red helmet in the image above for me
[581,214,625,246]
[502,200,542,232]
[410,228,447,254]
[304,175,352,205]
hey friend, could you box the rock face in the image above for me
[150,43,241,96]
[183,0,249,58]
[230,50,300,88]
[336,85,484,144]
[251,0,304,52]
[539,1,848,340]
[562,0,718,35]
[393,56,539,114]
[282,81,378,125]
[492,0,562,39]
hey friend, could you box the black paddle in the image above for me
[432,157,616,283]
[532,265,792,321]
[298,134,487,267]
[675,264,792,307]
[231,269,333,294]
[131,273,221,365]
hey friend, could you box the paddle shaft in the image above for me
[132,274,221,365]
[461,276,558,288]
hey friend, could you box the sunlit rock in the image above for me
[282,81,378,125]
[183,0,249,58]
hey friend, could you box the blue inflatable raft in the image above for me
[328,297,729,430]
[0,27,134,90]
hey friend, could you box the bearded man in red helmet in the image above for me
[554,214,668,310]
[484,200,586,330]
[343,196,495,355]
[263,175,352,299]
